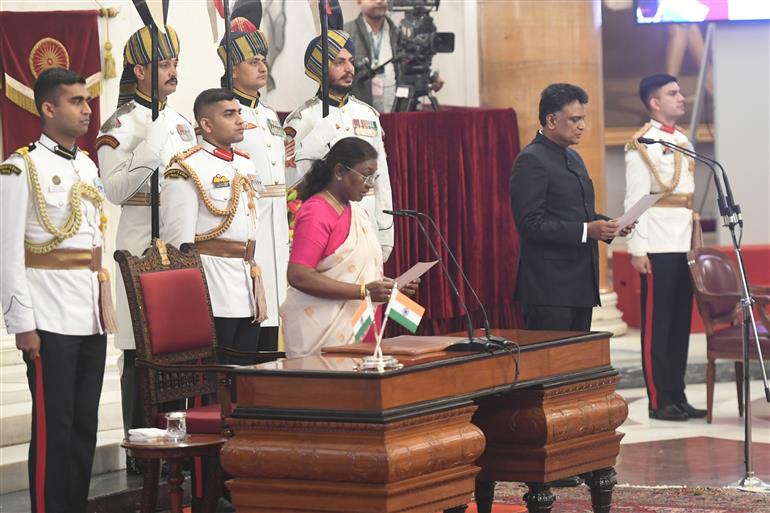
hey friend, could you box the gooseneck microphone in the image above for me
[636,137,741,226]
[384,209,510,351]
[384,209,476,345]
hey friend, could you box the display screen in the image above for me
[635,0,770,23]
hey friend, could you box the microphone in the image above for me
[383,209,417,217]
[412,211,509,348]
[636,137,739,226]
[386,211,478,347]
[385,209,510,351]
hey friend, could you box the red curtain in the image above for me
[381,107,524,335]
[0,10,102,160]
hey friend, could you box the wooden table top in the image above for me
[228,329,616,421]
[121,434,227,452]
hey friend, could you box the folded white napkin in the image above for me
[128,428,167,441]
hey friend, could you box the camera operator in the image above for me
[345,0,444,113]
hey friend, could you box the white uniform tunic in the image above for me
[232,91,289,328]
[97,96,196,349]
[284,95,394,261]
[624,119,696,256]
[160,141,259,318]
[1,135,104,336]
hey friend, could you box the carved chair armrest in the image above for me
[216,347,285,363]
[135,359,240,374]
[135,359,237,425]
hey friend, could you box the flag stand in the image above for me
[356,283,404,372]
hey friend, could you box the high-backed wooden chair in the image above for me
[115,240,283,511]
[687,247,770,423]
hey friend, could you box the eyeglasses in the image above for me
[342,164,379,187]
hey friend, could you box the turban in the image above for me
[118,25,181,107]
[303,30,356,84]
[218,30,269,67]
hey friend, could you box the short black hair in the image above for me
[33,67,86,116]
[639,73,678,110]
[538,83,589,126]
[193,88,236,122]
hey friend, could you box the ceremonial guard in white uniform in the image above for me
[96,25,196,455]
[217,28,288,349]
[0,68,114,513]
[161,88,268,360]
[284,30,394,261]
[625,74,705,421]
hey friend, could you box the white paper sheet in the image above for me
[614,193,664,235]
[395,261,438,286]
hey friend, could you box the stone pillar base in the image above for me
[591,291,628,336]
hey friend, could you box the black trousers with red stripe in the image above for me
[640,253,693,411]
[24,331,106,513]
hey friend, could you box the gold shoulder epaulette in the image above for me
[233,148,250,159]
[14,142,35,156]
[625,122,652,152]
[79,148,89,156]
[169,145,202,166]
[164,167,190,180]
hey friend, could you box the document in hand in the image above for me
[614,193,664,235]
[395,261,438,286]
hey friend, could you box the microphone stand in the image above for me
[412,211,510,348]
[386,210,507,352]
[641,138,770,492]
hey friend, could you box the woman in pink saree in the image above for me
[280,138,416,357]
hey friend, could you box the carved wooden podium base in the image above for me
[222,406,485,513]
[219,330,627,513]
[472,375,627,513]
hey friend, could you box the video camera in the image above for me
[390,0,455,111]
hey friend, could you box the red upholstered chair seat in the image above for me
[139,268,214,355]
[156,403,235,435]
[708,324,770,355]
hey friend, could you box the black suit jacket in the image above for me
[510,132,607,308]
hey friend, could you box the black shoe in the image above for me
[676,401,707,419]
[545,475,583,487]
[649,404,689,421]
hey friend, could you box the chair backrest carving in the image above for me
[115,240,220,423]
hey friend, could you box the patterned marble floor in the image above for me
[615,379,770,487]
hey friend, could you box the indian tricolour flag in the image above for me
[351,299,375,342]
[385,290,425,333]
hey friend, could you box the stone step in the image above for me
[0,369,122,407]
[0,469,191,513]
[0,388,124,447]
[0,428,126,494]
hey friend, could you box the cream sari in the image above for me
[280,202,383,358]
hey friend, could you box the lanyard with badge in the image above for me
[370,28,385,97]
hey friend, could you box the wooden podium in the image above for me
[220,330,628,513]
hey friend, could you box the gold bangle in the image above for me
[360,283,366,300]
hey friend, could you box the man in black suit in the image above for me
[511,83,633,332]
